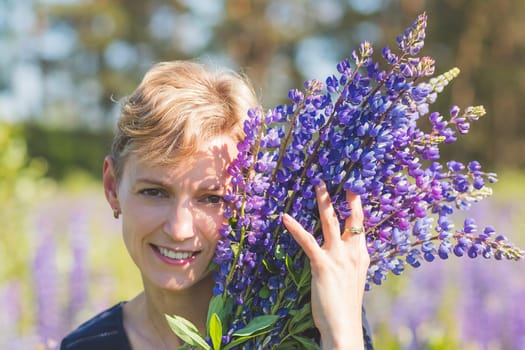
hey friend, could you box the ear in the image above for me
[103,156,120,211]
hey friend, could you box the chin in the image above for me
[155,272,213,292]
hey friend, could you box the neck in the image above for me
[145,273,215,333]
[124,274,215,348]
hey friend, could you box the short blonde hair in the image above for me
[111,60,258,181]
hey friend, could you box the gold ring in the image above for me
[343,226,365,235]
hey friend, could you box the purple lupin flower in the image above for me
[213,12,523,347]
[166,13,525,349]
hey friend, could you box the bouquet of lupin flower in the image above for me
[167,13,525,349]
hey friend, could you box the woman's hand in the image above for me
[282,180,370,349]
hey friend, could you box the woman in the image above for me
[60,61,373,349]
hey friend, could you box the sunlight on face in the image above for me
[115,136,238,292]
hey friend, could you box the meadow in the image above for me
[1,126,524,349]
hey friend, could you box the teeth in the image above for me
[158,247,194,260]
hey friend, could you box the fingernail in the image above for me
[315,180,326,191]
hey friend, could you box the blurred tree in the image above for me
[423,0,525,169]
[23,123,114,180]
[33,0,388,122]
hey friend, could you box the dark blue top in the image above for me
[60,303,132,350]
[60,302,374,349]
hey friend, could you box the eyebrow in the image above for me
[135,177,225,191]
[135,177,170,187]
[197,181,224,192]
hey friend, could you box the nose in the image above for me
[163,200,195,241]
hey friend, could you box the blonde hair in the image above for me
[111,61,258,181]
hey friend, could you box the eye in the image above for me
[200,194,224,205]
[139,188,167,198]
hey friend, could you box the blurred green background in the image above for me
[1,0,524,349]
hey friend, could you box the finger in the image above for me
[342,191,365,244]
[282,213,319,259]
[315,180,340,247]
[342,192,370,272]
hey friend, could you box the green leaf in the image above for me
[262,258,276,273]
[290,335,319,350]
[298,260,311,287]
[232,314,279,337]
[206,295,224,330]
[285,256,311,291]
[258,285,270,299]
[207,261,218,273]
[285,254,300,287]
[228,216,238,228]
[275,244,285,260]
[275,339,299,349]
[165,314,211,350]
[230,243,239,256]
[221,297,234,323]
[276,336,319,350]
[291,316,315,335]
[223,328,274,350]
[209,313,223,350]
[288,303,314,334]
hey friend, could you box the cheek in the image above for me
[121,201,166,240]
[194,209,224,241]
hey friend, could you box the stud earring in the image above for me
[113,208,120,219]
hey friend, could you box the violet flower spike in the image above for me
[194,13,525,349]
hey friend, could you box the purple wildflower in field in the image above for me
[389,262,445,349]
[454,199,525,349]
[32,215,61,344]
[0,282,22,348]
[64,207,89,325]
[364,197,525,349]
[167,13,525,349]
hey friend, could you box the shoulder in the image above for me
[362,306,374,350]
[60,302,132,350]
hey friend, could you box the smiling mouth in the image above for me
[152,244,199,261]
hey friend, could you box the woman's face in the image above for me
[105,136,238,292]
